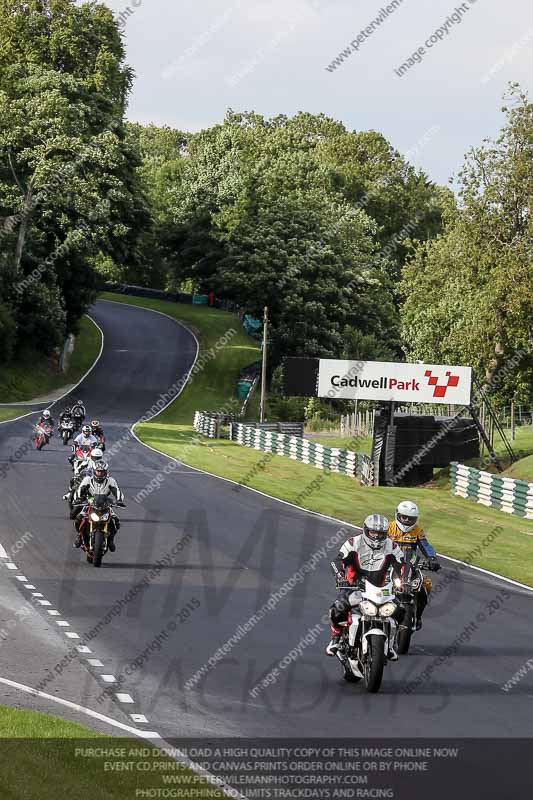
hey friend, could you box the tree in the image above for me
[401,84,533,404]
[161,110,443,364]
[0,0,150,357]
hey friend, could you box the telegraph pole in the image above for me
[259,306,268,423]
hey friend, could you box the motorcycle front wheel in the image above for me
[397,607,414,655]
[364,635,385,693]
[93,530,105,568]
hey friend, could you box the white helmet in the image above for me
[91,448,104,462]
[42,410,51,419]
[362,514,390,550]
[395,500,419,533]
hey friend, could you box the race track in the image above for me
[1,298,532,745]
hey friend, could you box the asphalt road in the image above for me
[0,298,532,745]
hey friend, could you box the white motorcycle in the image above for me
[331,563,399,693]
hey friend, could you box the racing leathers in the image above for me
[73,475,124,547]
[73,432,98,449]
[72,403,86,428]
[329,534,405,648]
[388,520,440,626]
[69,432,98,466]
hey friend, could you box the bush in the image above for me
[267,396,306,421]
[0,304,17,363]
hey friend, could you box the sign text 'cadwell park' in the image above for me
[318,360,472,404]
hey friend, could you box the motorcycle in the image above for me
[330,562,399,693]
[69,443,93,470]
[64,460,91,516]
[58,419,74,445]
[33,423,53,450]
[76,495,124,567]
[72,411,85,432]
[394,552,431,654]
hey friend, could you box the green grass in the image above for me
[0,407,28,423]
[0,315,102,403]
[102,293,533,586]
[0,706,227,798]
[504,453,533,482]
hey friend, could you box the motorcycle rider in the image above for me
[59,406,73,424]
[388,500,441,630]
[63,447,105,509]
[326,514,405,659]
[68,425,98,465]
[72,400,86,429]
[73,462,124,551]
[90,419,106,448]
[37,409,54,437]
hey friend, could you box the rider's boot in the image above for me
[325,625,342,656]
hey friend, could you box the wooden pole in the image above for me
[511,401,515,440]
[259,306,268,423]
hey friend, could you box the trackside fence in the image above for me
[193,411,238,439]
[227,421,374,484]
[451,462,533,519]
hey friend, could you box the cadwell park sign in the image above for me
[317,360,472,405]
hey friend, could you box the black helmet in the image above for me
[94,462,108,484]
[64,406,71,414]
[362,514,390,550]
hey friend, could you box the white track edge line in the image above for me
[0,676,158,737]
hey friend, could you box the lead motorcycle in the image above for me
[330,562,400,693]
[75,495,124,567]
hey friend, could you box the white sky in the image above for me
[104,0,532,186]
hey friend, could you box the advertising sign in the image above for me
[317,360,472,404]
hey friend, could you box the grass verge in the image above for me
[103,294,533,586]
[0,315,102,403]
[0,706,227,799]
[0,407,28,423]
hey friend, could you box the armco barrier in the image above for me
[193,411,239,439]
[450,462,533,519]
[228,421,374,484]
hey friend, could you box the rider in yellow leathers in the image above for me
[389,500,441,630]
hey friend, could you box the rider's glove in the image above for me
[428,557,441,572]
[62,494,69,501]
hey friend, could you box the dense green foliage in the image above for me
[0,0,150,361]
[0,3,530,409]
[145,111,446,364]
[401,85,533,405]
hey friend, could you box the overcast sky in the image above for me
[105,0,532,187]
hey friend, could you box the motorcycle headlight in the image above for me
[393,578,402,589]
[360,600,378,616]
[100,512,110,521]
[379,602,397,617]
[90,512,100,522]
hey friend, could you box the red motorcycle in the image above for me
[33,423,53,450]
[69,443,93,470]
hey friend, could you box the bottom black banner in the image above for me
[0,738,528,799]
